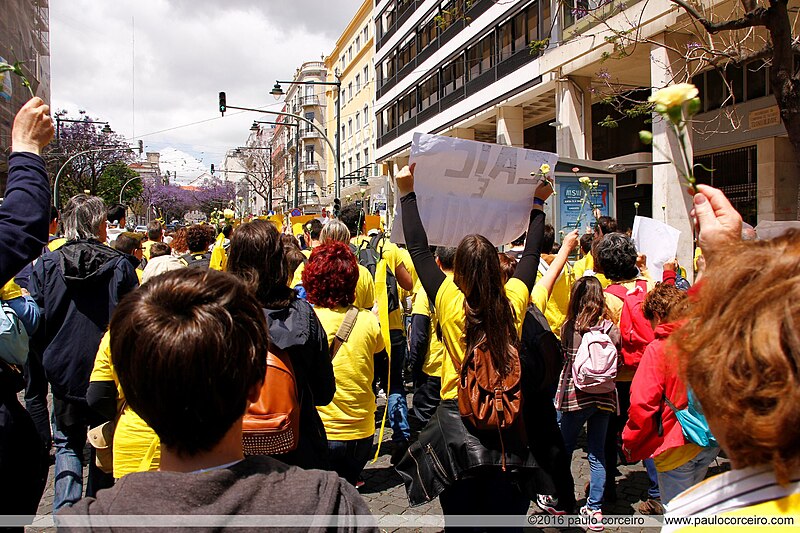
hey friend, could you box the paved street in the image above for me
[27,393,730,532]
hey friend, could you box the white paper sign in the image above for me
[391,133,558,247]
[632,216,681,281]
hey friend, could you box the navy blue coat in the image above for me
[29,240,139,402]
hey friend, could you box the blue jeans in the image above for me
[644,457,660,499]
[387,329,410,443]
[327,436,373,485]
[560,407,610,510]
[657,446,719,505]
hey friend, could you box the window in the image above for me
[499,19,514,61]
[364,148,369,165]
[363,25,369,42]
[420,73,439,110]
[364,65,369,83]
[348,158,353,173]
[747,61,768,100]
[418,11,438,51]
[527,4,539,43]
[513,9,526,52]
[356,153,361,170]
[479,33,494,73]
[398,90,417,123]
[304,112,315,133]
[348,118,353,137]
[364,104,369,126]
[342,124,346,139]
[355,36,360,52]
[355,74,361,92]
[356,112,360,130]
[398,33,417,71]
[441,56,465,96]
[305,145,315,164]
[348,82,353,101]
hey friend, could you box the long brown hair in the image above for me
[563,276,607,335]
[453,235,517,375]
[227,220,294,309]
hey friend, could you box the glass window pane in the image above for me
[500,21,513,60]
[706,69,725,111]
[528,4,539,43]
[726,64,744,103]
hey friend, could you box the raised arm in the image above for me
[0,98,55,284]
[512,180,554,290]
[397,164,446,300]
[536,229,579,299]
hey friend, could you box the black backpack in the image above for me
[520,304,563,393]
[180,252,212,270]
[350,233,400,313]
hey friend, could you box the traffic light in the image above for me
[333,198,341,218]
[138,140,144,155]
[218,92,227,115]
[210,164,215,175]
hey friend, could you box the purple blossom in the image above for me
[686,42,702,50]
[597,68,611,80]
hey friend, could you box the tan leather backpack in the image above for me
[242,346,300,456]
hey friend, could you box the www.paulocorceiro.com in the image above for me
[526,513,796,528]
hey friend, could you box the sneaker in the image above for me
[536,494,566,515]
[355,479,365,490]
[580,505,604,532]
[638,498,665,515]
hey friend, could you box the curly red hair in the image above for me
[303,242,358,309]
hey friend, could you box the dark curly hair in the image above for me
[642,283,687,323]
[303,242,358,309]
[186,225,213,253]
[339,204,364,238]
[594,232,638,281]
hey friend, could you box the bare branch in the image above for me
[670,0,768,33]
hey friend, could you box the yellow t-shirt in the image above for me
[411,284,445,379]
[573,252,611,288]
[436,277,541,400]
[89,332,160,478]
[292,262,375,309]
[315,306,384,440]
[654,443,702,472]
[353,236,406,331]
[48,237,66,252]
[141,240,155,261]
[535,255,575,339]
[0,279,23,300]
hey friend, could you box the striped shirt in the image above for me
[663,465,800,532]
[555,320,620,413]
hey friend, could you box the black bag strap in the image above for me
[330,306,359,360]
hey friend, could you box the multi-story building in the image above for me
[373,0,800,275]
[1,0,50,188]
[325,0,384,208]
[272,61,329,213]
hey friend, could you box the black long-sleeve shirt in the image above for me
[399,192,545,301]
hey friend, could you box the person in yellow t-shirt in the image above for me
[88,331,161,478]
[303,242,385,486]
[573,216,618,289]
[535,225,576,338]
[407,246,455,425]
[302,219,323,256]
[395,163,553,521]
[340,204,414,462]
[141,221,163,261]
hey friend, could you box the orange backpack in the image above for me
[242,346,300,456]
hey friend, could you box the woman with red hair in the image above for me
[304,242,386,486]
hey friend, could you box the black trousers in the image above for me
[411,374,441,426]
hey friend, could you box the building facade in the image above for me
[373,0,800,275]
[1,0,50,187]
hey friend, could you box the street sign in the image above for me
[291,208,302,217]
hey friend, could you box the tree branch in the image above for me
[671,0,768,33]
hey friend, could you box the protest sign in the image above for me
[632,216,681,281]
[391,133,558,247]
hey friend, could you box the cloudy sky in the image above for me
[50,0,362,176]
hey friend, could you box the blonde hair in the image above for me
[673,231,800,484]
[320,220,350,244]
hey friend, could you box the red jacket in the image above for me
[622,322,689,462]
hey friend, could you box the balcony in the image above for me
[301,129,321,140]
[300,95,320,107]
[287,137,296,152]
[562,0,644,39]
[301,160,320,172]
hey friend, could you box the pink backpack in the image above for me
[605,280,654,369]
[572,320,618,393]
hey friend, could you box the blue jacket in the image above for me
[0,152,50,285]
[30,240,139,402]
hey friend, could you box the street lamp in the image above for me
[55,115,113,143]
[269,74,342,199]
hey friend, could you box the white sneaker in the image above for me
[536,494,566,515]
[580,505,604,531]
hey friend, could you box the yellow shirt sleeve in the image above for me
[355,265,376,309]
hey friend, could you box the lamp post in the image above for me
[55,115,113,143]
[119,176,142,204]
[53,143,142,207]
[269,74,341,199]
